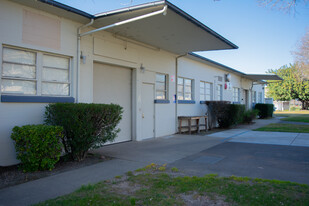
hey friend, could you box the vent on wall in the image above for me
[217,76,223,82]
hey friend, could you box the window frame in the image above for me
[233,87,240,102]
[200,81,213,101]
[216,84,223,101]
[1,46,72,97]
[177,77,193,101]
[252,91,257,103]
[258,92,263,103]
[155,73,168,100]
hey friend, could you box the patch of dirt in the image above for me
[180,192,230,206]
[110,181,144,196]
[0,153,112,189]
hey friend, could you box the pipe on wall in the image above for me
[175,53,187,133]
[76,19,94,103]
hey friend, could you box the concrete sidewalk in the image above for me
[0,134,224,206]
[1,117,307,206]
[207,118,309,147]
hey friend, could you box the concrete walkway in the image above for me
[0,134,225,206]
[207,117,309,147]
[1,117,308,206]
[208,130,309,147]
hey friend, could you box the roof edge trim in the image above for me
[38,0,94,19]
[94,1,166,17]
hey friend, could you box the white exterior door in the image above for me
[93,63,132,143]
[141,83,155,140]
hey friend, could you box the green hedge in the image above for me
[45,103,123,161]
[207,101,245,128]
[11,125,63,172]
[254,103,274,119]
[243,109,259,124]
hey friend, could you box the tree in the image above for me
[258,0,309,13]
[267,64,309,109]
[293,29,309,79]
[266,64,297,101]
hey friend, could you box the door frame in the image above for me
[93,60,135,142]
[141,82,156,139]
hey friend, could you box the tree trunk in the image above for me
[305,101,309,110]
[300,101,305,110]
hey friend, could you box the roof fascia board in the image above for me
[94,1,166,18]
[37,0,94,19]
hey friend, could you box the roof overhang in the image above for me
[187,53,283,84]
[10,0,238,54]
[93,1,238,54]
[245,74,283,82]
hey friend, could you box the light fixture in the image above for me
[140,64,145,73]
[80,51,86,64]
[225,73,231,82]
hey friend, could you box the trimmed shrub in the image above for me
[242,109,259,124]
[207,101,245,128]
[219,104,245,128]
[11,125,63,172]
[254,103,274,119]
[45,103,123,161]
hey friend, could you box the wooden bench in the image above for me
[178,116,208,134]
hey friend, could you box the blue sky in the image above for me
[58,0,309,74]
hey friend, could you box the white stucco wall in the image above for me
[252,84,265,104]
[0,0,260,166]
[177,57,253,117]
[79,30,177,141]
[0,0,79,166]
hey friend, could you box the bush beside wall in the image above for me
[243,109,259,124]
[45,103,123,161]
[207,101,245,128]
[11,125,63,172]
[254,103,274,119]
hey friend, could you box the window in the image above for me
[178,77,193,100]
[200,81,212,101]
[258,92,263,103]
[216,84,222,100]
[252,91,257,103]
[155,73,167,100]
[233,87,240,102]
[1,47,70,96]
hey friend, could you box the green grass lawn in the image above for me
[254,123,309,133]
[274,111,309,123]
[34,164,309,206]
[281,115,309,123]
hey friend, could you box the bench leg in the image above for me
[197,119,200,133]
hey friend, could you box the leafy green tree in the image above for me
[266,64,297,101]
[267,64,309,109]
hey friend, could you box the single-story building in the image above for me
[0,0,281,166]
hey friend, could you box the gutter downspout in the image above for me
[76,19,94,103]
[80,5,167,37]
[175,53,187,133]
[250,81,254,109]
